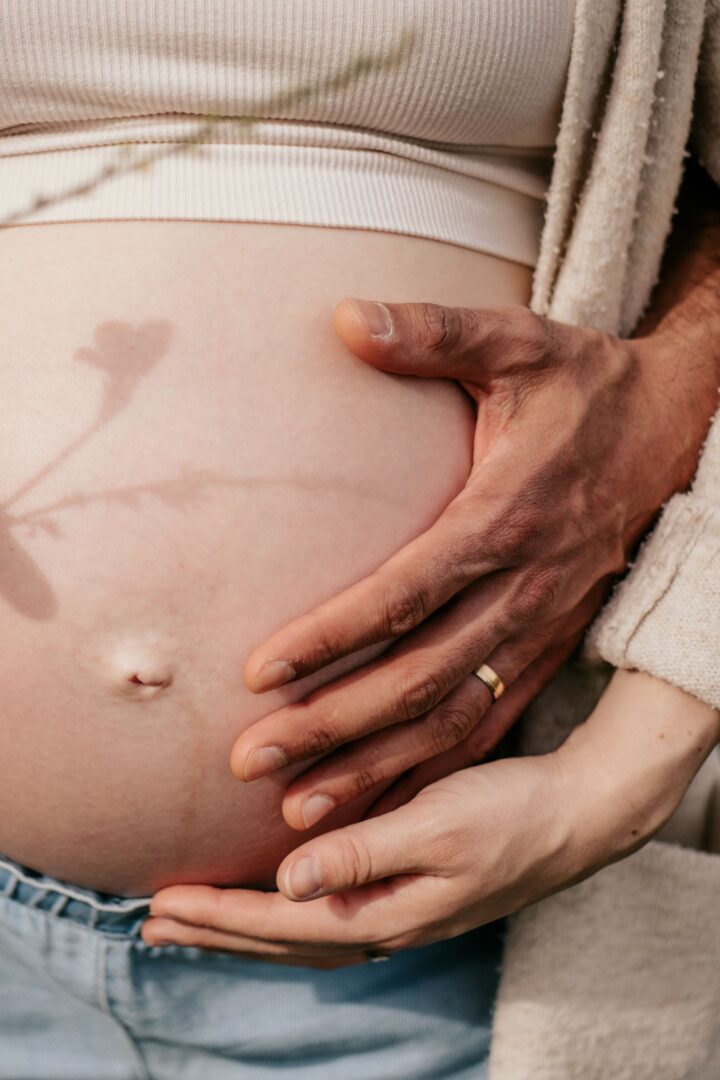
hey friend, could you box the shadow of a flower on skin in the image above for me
[0,319,174,619]
[74,319,171,422]
[0,314,401,622]
[0,505,58,619]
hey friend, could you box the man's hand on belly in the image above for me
[226,293,719,829]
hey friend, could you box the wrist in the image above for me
[555,669,720,872]
[632,157,720,384]
[626,331,719,504]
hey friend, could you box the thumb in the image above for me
[277,802,433,902]
[332,297,527,384]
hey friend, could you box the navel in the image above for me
[108,645,174,699]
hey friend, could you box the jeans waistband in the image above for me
[0,853,152,938]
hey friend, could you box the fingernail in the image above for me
[147,905,177,921]
[284,855,323,900]
[301,793,336,829]
[253,660,296,692]
[243,746,288,782]
[351,300,393,339]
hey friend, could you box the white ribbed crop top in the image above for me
[0,1,575,267]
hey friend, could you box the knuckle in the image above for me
[307,628,349,670]
[502,507,545,560]
[461,526,494,569]
[429,701,478,754]
[524,307,551,349]
[489,307,553,383]
[470,509,510,567]
[380,579,429,638]
[490,601,519,640]
[299,724,338,759]
[515,307,551,365]
[336,834,375,889]
[346,765,383,801]
[396,669,446,720]
[417,303,463,353]
[517,566,567,620]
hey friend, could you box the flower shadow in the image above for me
[0,318,173,619]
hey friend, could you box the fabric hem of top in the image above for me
[0,115,553,200]
[0,140,544,267]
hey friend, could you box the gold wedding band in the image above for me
[472,663,505,701]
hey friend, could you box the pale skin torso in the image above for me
[0,220,532,896]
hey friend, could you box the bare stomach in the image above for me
[0,220,531,896]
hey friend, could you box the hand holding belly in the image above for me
[232,297,714,827]
[3,218,714,902]
[143,670,720,963]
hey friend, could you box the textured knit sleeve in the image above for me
[689,0,720,184]
[583,413,720,709]
[581,2,720,710]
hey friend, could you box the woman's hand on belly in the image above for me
[231,298,718,828]
[142,670,720,964]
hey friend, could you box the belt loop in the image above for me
[50,893,70,916]
[128,912,149,938]
[26,888,49,909]
[0,873,18,900]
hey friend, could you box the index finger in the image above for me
[148,879,428,950]
[243,490,496,692]
[150,801,441,944]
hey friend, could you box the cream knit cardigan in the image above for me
[488,1,720,1076]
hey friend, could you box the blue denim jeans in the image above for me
[0,852,503,1079]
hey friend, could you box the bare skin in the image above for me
[0,218,530,896]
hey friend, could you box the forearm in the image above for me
[631,155,720,493]
[582,158,720,708]
[635,155,720,352]
[558,669,720,868]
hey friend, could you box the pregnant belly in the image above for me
[0,220,532,896]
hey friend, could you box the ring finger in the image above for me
[279,575,607,829]
[278,632,550,830]
[231,571,519,783]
